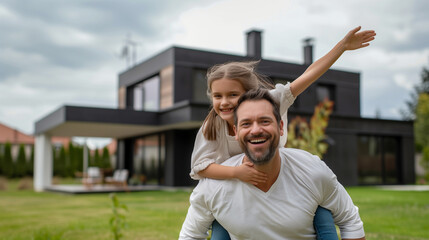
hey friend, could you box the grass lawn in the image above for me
[0,179,428,240]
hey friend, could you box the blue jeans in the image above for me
[211,220,230,240]
[314,206,338,240]
[211,206,337,240]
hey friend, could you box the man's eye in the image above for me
[262,120,271,125]
[241,123,250,127]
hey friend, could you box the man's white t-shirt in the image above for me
[180,148,365,240]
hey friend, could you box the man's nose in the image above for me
[250,122,262,135]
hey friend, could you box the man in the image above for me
[179,88,365,240]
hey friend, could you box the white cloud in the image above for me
[46,25,97,47]
[394,74,415,91]
[0,0,428,134]
[0,4,17,20]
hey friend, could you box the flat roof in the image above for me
[34,101,208,138]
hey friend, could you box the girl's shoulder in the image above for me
[270,82,293,99]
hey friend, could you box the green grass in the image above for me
[0,179,428,240]
[346,187,429,240]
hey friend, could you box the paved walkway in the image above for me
[376,185,429,191]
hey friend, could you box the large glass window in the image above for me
[357,135,400,185]
[133,134,165,185]
[133,76,160,111]
[192,69,210,103]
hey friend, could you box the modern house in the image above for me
[34,30,415,191]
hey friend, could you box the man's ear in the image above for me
[234,125,238,140]
[279,120,284,136]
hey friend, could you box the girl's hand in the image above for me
[234,162,268,186]
[342,26,376,51]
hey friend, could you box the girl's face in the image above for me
[211,78,246,125]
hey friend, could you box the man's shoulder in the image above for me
[279,148,320,163]
[279,148,331,175]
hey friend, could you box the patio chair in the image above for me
[105,169,129,191]
[82,167,103,188]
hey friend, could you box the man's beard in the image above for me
[241,133,279,166]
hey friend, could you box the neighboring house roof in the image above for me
[0,122,71,146]
[0,122,34,144]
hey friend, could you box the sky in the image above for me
[1,0,428,147]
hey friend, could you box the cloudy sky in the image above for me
[1,0,428,146]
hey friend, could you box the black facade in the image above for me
[35,31,414,187]
[116,36,414,186]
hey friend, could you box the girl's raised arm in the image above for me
[290,26,376,97]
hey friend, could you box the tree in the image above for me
[0,143,4,175]
[415,93,429,148]
[94,148,102,168]
[14,144,27,178]
[401,66,429,120]
[3,142,13,178]
[101,147,111,169]
[53,145,67,177]
[67,142,78,177]
[421,146,429,181]
[27,145,34,176]
[286,99,334,158]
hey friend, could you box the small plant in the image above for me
[109,193,128,240]
[32,228,63,240]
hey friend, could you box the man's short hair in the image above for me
[234,88,281,126]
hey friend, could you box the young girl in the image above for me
[190,26,375,240]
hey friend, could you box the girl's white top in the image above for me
[190,83,296,180]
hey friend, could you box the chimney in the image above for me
[246,29,263,59]
[303,38,314,65]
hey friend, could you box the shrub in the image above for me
[286,99,334,158]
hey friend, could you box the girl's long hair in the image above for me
[203,61,274,140]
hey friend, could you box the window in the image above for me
[133,76,160,111]
[133,134,165,185]
[357,135,400,185]
[192,69,210,103]
[316,84,335,103]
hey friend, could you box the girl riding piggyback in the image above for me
[190,26,376,240]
